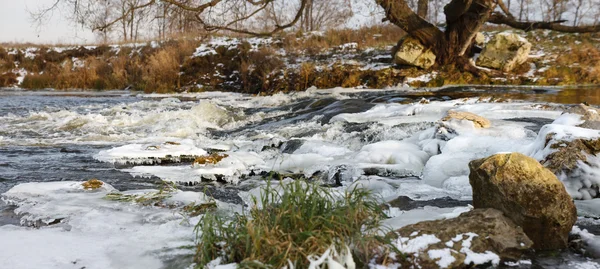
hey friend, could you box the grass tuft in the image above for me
[194,180,394,268]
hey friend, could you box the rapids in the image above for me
[1,86,600,269]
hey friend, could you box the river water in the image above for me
[1,86,600,268]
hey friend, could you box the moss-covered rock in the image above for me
[469,153,577,250]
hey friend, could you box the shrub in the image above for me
[195,180,393,268]
[0,72,17,87]
[144,47,182,93]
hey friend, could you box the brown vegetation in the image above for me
[2,28,600,92]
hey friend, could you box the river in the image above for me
[1,86,599,268]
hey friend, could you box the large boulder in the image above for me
[469,152,577,250]
[393,36,436,69]
[393,208,533,268]
[475,32,531,72]
[441,110,491,128]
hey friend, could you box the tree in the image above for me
[33,0,600,71]
[376,0,600,71]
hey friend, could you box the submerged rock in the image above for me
[393,208,533,268]
[476,32,531,72]
[441,110,491,128]
[393,36,436,69]
[469,153,577,250]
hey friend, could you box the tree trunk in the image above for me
[417,0,429,18]
[377,0,495,67]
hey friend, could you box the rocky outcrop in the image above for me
[441,110,491,128]
[393,208,533,268]
[393,36,436,69]
[469,153,577,250]
[475,32,531,72]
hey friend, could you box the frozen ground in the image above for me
[1,87,600,268]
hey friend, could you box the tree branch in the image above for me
[375,0,443,48]
[488,12,600,32]
[195,0,307,36]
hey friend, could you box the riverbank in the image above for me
[1,26,599,93]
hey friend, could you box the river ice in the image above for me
[1,88,600,268]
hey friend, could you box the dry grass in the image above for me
[4,27,600,92]
[195,180,395,268]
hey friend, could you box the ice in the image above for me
[525,117,600,199]
[95,139,208,164]
[0,181,208,269]
[125,152,265,184]
[575,199,600,218]
[572,226,600,258]
[354,140,429,176]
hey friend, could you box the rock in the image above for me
[393,208,533,268]
[193,153,229,165]
[393,36,436,69]
[387,196,472,211]
[475,32,531,72]
[441,110,491,128]
[469,153,577,250]
[540,133,600,200]
[565,104,600,129]
[82,179,104,190]
[474,32,485,46]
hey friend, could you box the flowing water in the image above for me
[1,86,600,268]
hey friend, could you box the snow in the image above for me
[428,248,456,268]
[405,72,438,85]
[394,234,441,253]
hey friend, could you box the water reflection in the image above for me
[428,86,600,105]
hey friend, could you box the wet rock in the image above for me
[60,148,82,153]
[441,110,491,128]
[387,196,472,211]
[469,153,577,250]
[393,36,436,69]
[565,103,600,130]
[394,208,533,268]
[476,32,531,72]
[280,139,305,154]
